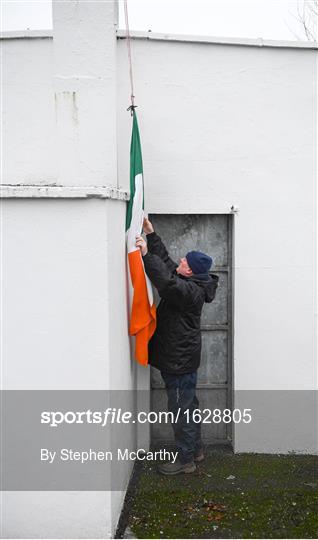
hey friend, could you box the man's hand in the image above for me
[143,217,154,235]
[135,235,148,256]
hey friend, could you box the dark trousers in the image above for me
[161,370,203,464]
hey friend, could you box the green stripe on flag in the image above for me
[126,112,144,232]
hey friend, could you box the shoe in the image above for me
[194,451,205,463]
[158,459,196,475]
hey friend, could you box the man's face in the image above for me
[176,257,193,277]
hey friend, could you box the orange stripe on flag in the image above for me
[128,249,156,366]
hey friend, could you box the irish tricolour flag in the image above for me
[126,112,156,366]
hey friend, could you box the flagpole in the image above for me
[124,0,137,114]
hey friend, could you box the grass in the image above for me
[126,452,318,538]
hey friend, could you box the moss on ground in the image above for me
[127,453,318,538]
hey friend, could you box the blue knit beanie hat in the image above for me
[186,250,213,275]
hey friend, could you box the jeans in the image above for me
[161,370,203,464]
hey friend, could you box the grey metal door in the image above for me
[149,214,233,446]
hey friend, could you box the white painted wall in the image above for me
[116,36,317,453]
[3,491,112,539]
[1,18,317,540]
[52,1,118,187]
[2,199,110,390]
[116,36,317,391]
[1,197,134,538]
[1,1,136,537]
[2,35,56,184]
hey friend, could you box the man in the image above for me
[135,217,219,475]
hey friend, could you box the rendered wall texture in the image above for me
[117,38,316,392]
[1,23,317,539]
[2,36,56,184]
[2,29,317,416]
[1,197,133,538]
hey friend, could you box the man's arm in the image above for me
[135,235,195,308]
[142,251,194,309]
[143,218,177,272]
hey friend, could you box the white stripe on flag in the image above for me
[127,173,144,254]
[142,257,154,306]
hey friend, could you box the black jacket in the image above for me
[142,232,219,374]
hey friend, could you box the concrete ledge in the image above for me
[0,184,130,200]
[0,30,53,39]
[116,29,317,49]
[1,29,316,49]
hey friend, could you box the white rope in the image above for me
[124,0,136,109]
